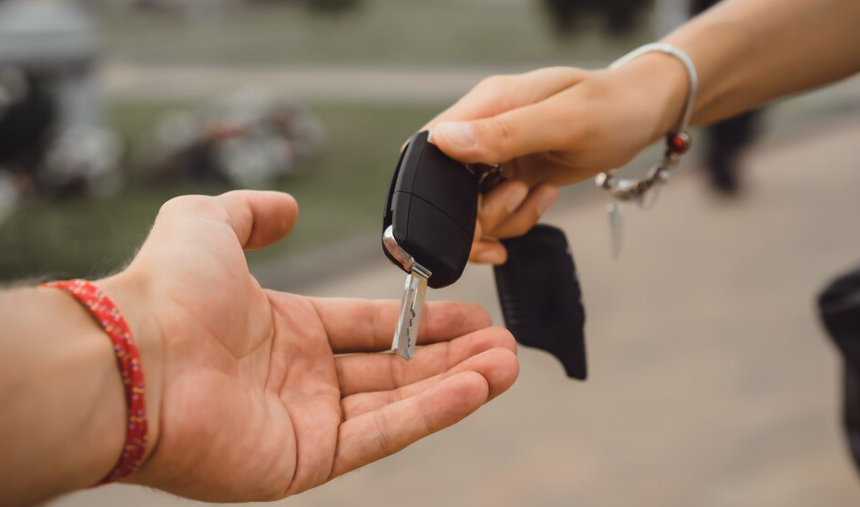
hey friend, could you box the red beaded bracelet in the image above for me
[43,279,148,485]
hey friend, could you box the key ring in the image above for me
[595,43,697,204]
[469,162,509,195]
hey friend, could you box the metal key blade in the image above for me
[392,263,431,360]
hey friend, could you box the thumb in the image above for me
[431,104,561,164]
[214,190,298,250]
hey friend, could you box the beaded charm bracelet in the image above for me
[595,43,698,256]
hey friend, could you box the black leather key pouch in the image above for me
[493,224,588,380]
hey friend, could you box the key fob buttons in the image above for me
[382,131,478,289]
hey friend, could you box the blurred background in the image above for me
[0,0,667,280]
[2,0,859,505]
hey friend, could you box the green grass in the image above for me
[0,100,440,281]
[100,0,653,66]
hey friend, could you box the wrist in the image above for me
[98,270,164,473]
[53,290,128,489]
[609,51,691,143]
[0,287,127,503]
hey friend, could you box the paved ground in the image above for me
[51,103,860,505]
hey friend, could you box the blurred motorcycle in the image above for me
[147,88,325,188]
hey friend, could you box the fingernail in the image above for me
[536,186,559,215]
[435,122,477,149]
[505,185,528,213]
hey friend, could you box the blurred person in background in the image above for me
[542,0,651,37]
[425,0,860,468]
[656,0,764,196]
[0,190,518,507]
[689,0,761,196]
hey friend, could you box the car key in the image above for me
[383,227,432,360]
[382,130,478,359]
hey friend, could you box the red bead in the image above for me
[667,132,691,154]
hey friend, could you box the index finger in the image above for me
[308,298,492,354]
[420,67,586,133]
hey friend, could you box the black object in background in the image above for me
[542,0,651,36]
[819,265,860,471]
[0,70,55,176]
[703,110,760,195]
[494,224,587,380]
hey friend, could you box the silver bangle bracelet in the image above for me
[595,43,699,203]
[611,43,698,132]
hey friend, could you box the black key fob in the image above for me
[494,225,588,379]
[382,131,478,289]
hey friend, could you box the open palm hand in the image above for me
[109,191,517,502]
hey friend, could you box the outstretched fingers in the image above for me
[340,347,519,420]
[335,326,517,396]
[310,298,493,354]
[329,360,515,481]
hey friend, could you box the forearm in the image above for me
[0,287,125,504]
[664,0,860,125]
[0,275,162,506]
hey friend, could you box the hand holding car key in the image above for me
[382,130,587,378]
